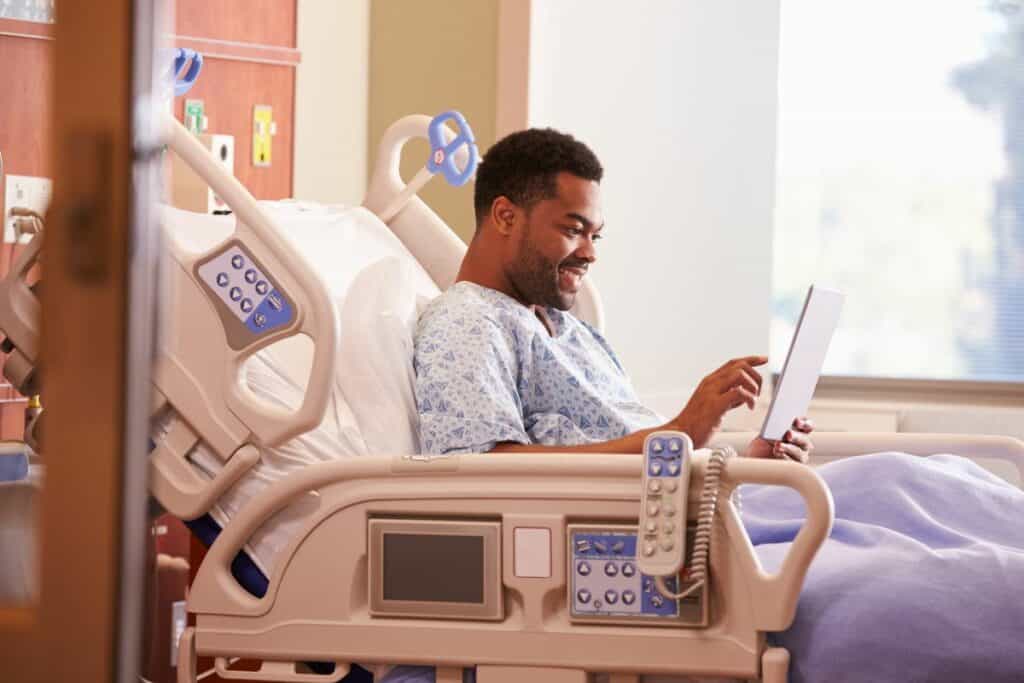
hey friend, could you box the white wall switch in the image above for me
[3,175,52,243]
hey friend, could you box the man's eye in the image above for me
[592,233,603,241]
[565,227,584,236]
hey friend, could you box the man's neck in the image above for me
[457,240,556,336]
[456,238,521,303]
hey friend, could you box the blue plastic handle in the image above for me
[171,48,203,97]
[426,110,479,187]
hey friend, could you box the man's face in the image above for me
[505,172,604,311]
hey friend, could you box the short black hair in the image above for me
[473,128,603,227]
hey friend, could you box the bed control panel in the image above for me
[196,241,295,348]
[567,525,707,627]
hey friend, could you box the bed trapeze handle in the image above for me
[163,113,338,450]
[168,47,203,98]
[427,110,478,187]
[724,457,834,632]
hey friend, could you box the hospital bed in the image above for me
[1,109,1022,682]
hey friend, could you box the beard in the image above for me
[508,225,577,311]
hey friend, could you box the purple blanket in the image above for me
[744,452,1024,682]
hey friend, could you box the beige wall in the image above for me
[369,0,499,243]
[294,0,370,205]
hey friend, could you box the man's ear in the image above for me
[490,196,518,236]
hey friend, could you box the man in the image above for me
[414,128,813,460]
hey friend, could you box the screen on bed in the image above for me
[382,533,484,604]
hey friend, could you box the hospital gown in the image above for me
[414,281,663,454]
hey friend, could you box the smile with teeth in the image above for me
[558,264,587,290]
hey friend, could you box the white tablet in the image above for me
[761,285,844,441]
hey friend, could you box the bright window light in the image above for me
[773,0,1024,382]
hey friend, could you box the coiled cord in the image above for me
[654,445,738,601]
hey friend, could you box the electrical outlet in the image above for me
[4,175,52,243]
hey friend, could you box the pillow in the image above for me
[337,257,440,455]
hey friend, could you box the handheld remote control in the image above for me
[636,431,692,577]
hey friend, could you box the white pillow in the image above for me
[337,257,440,455]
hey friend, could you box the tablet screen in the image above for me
[761,285,843,441]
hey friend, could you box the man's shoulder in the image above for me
[416,282,525,341]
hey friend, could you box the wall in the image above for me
[368,0,499,243]
[293,0,369,205]
[527,0,782,406]
[172,0,300,200]
[0,19,53,439]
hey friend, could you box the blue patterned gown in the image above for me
[414,282,663,454]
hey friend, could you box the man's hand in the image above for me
[667,356,768,448]
[746,417,815,463]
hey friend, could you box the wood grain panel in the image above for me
[173,57,294,199]
[175,0,296,48]
[0,36,52,177]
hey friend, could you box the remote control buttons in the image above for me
[577,561,591,576]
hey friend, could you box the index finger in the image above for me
[737,355,768,367]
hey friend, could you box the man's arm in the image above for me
[494,356,816,462]
[491,423,666,454]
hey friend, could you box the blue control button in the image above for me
[229,287,242,301]
[622,590,636,605]
[621,562,636,577]
[231,254,245,269]
[577,589,591,604]
[244,268,258,283]
[604,562,618,577]
[642,576,679,616]
[604,590,619,605]
[245,288,293,335]
[240,298,253,313]
[215,272,229,287]
[577,561,591,576]
[572,533,637,559]
[255,280,269,295]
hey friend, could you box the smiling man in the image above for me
[413,128,813,460]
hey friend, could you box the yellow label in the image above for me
[252,105,273,167]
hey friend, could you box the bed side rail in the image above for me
[151,114,338,519]
[187,452,832,632]
[713,431,1024,483]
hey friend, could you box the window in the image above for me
[773,0,1024,383]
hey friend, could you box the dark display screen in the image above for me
[382,533,484,604]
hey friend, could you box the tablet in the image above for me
[760,285,844,441]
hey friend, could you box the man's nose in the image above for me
[575,237,597,263]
